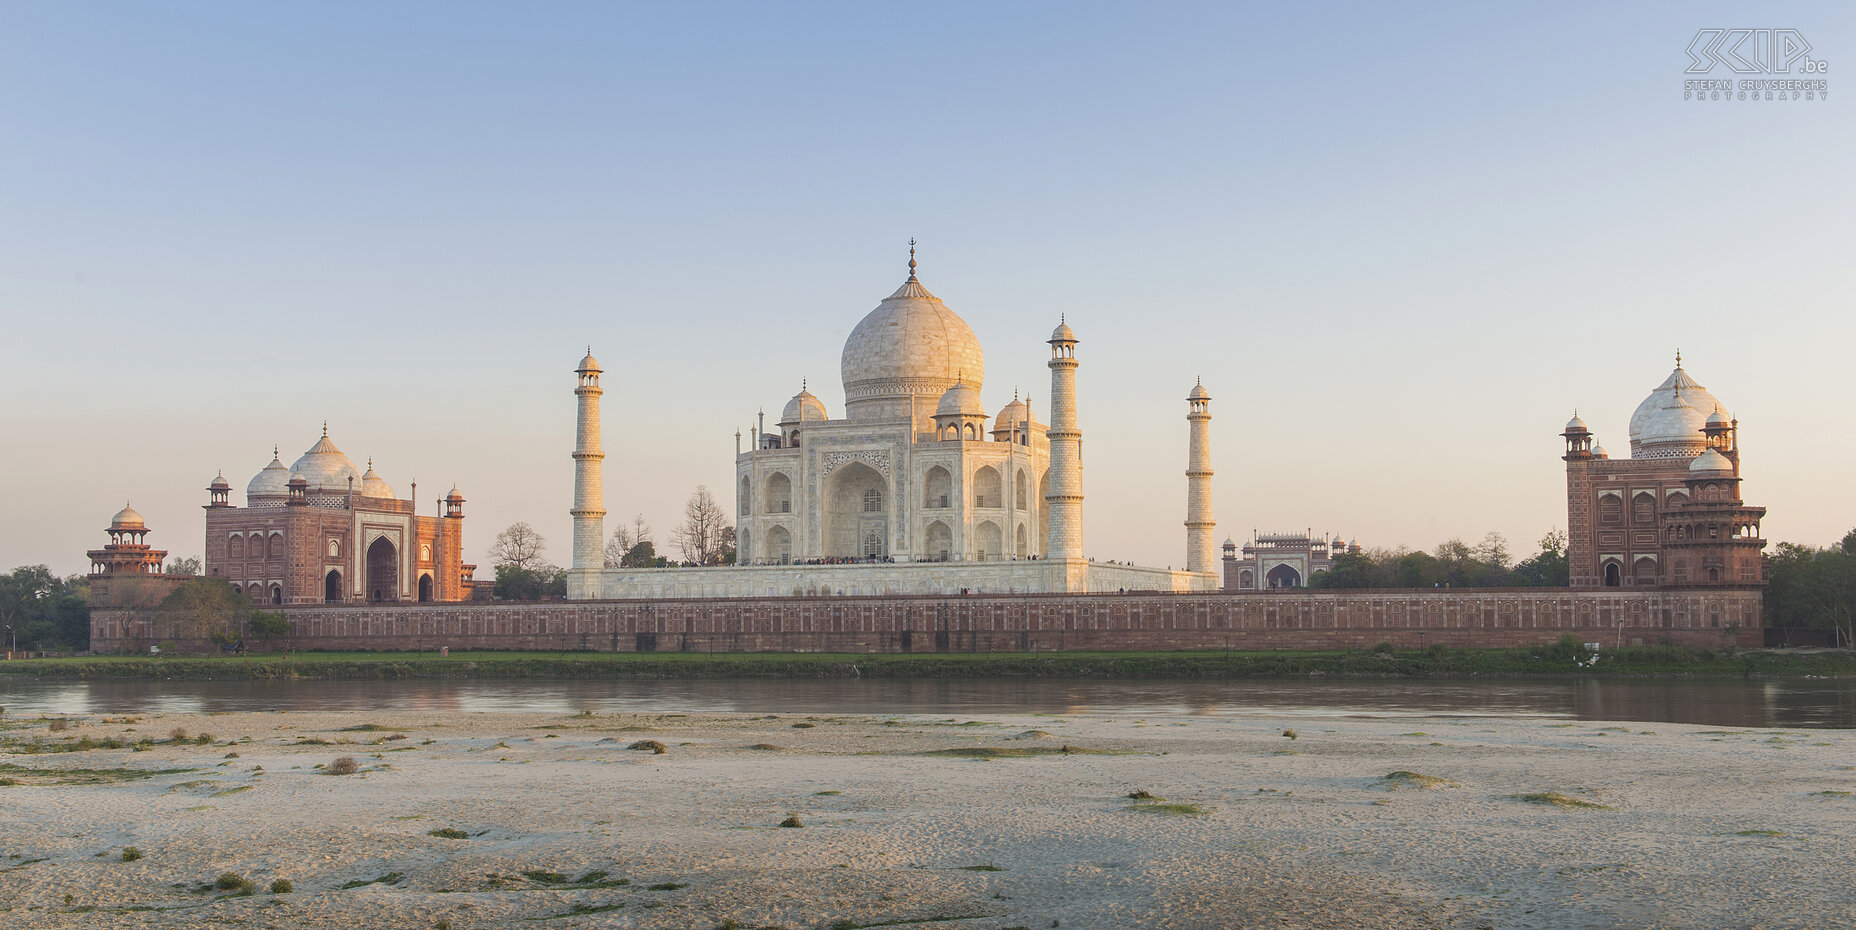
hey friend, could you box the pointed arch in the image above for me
[976,521,1003,561]
[765,524,792,563]
[924,465,952,509]
[925,520,953,562]
[973,465,1001,509]
[824,462,886,558]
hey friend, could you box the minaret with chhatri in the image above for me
[569,348,606,599]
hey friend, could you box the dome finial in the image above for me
[322,421,328,437]
[801,378,807,392]
[1675,348,1682,368]
[907,238,917,280]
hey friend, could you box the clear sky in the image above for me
[2,2,1850,577]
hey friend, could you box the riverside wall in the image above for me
[90,588,1764,654]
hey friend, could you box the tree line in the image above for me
[489,485,736,600]
[1765,529,1856,642]
[1309,531,1570,589]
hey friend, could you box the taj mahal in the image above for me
[565,247,1223,599]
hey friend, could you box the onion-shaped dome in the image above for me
[247,448,290,502]
[935,378,986,418]
[1187,380,1211,401]
[577,348,601,373]
[779,384,829,425]
[209,471,230,491]
[1706,404,1732,428]
[1565,412,1588,432]
[1629,365,1724,458]
[1592,441,1609,459]
[1331,536,1347,550]
[1050,319,1078,343]
[993,392,1033,432]
[110,504,146,530]
[1689,448,1734,475]
[359,459,395,499]
[1222,537,1237,548]
[289,428,362,493]
[840,255,984,421]
[446,484,464,503]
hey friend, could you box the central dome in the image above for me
[1628,364,1725,459]
[840,268,985,423]
[290,430,362,493]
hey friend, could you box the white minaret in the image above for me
[1185,379,1215,574]
[1044,318,1084,561]
[570,348,605,597]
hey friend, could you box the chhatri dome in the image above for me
[780,382,829,424]
[359,458,395,499]
[288,424,363,493]
[1628,354,1726,458]
[839,242,985,423]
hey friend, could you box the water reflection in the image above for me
[0,677,1850,728]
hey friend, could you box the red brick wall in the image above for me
[91,588,1763,654]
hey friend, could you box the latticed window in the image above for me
[864,531,883,557]
[862,489,882,512]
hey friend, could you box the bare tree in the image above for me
[673,486,732,566]
[603,514,655,568]
[490,522,549,570]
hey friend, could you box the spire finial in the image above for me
[273,444,279,458]
[1675,348,1682,368]
[322,421,328,437]
[907,238,917,280]
[801,378,807,392]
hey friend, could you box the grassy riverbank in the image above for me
[2,645,1852,680]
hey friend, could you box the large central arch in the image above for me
[823,462,887,558]
[367,536,399,602]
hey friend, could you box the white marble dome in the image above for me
[1565,412,1588,432]
[246,450,290,501]
[1690,448,1734,475]
[935,379,986,417]
[780,386,828,425]
[994,395,1029,429]
[840,272,985,420]
[290,431,362,493]
[1629,366,1724,458]
[359,460,395,499]
[110,504,146,530]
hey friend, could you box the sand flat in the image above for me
[0,710,1851,929]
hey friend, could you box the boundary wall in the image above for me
[90,588,1763,654]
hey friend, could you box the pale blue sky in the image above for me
[2,3,1850,575]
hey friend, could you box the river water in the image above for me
[1,677,1852,727]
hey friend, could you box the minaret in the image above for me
[1044,317,1084,561]
[1185,379,1215,574]
[570,348,606,597]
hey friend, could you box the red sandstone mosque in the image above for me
[194,427,475,604]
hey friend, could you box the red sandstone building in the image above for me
[203,428,472,604]
[1562,357,1766,590]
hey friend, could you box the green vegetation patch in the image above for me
[339,872,405,889]
[0,762,195,785]
[1127,801,1209,816]
[1380,771,1461,790]
[1511,792,1611,810]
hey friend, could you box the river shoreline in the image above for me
[3,646,1853,681]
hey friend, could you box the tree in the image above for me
[1766,531,1856,638]
[604,515,655,568]
[673,486,733,566]
[155,577,255,648]
[166,556,202,576]
[622,540,670,568]
[248,610,292,644]
[1472,532,1512,571]
[492,564,567,601]
[1512,530,1569,587]
[0,565,91,652]
[490,523,549,571]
